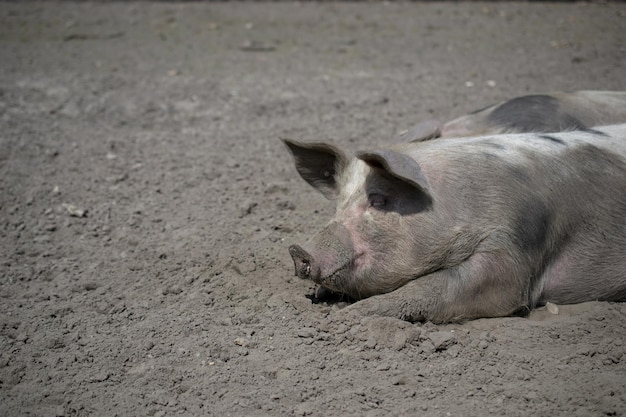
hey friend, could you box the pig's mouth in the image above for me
[319,262,352,287]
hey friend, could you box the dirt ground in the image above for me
[1,1,625,416]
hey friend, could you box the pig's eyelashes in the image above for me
[368,193,388,209]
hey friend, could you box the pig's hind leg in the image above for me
[343,251,532,323]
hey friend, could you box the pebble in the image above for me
[297,327,317,338]
[392,375,407,385]
[234,337,250,347]
[162,286,182,295]
[428,331,457,351]
[420,339,436,355]
[365,337,378,349]
[62,203,87,218]
[546,302,559,315]
[88,371,110,383]
[334,324,349,334]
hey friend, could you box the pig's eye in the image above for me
[368,194,388,209]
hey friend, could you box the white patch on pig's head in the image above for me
[337,159,370,209]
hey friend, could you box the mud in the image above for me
[1,2,625,416]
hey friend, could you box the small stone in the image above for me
[546,302,559,315]
[334,324,349,334]
[62,203,87,218]
[162,286,182,295]
[234,337,249,347]
[428,331,457,351]
[365,337,378,349]
[391,375,407,385]
[297,327,317,338]
[446,344,463,358]
[420,339,436,355]
[45,338,66,349]
[88,371,110,383]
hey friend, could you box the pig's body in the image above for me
[400,91,626,142]
[284,125,626,323]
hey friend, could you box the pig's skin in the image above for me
[284,125,626,323]
[399,91,626,142]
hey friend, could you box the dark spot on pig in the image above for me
[513,197,551,252]
[488,95,587,133]
[538,134,566,145]
[567,144,626,177]
[509,165,530,183]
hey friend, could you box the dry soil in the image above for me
[1,2,625,416]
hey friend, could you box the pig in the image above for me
[399,91,626,142]
[283,124,626,323]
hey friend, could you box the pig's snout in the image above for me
[289,244,318,280]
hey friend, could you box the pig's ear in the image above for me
[356,150,430,194]
[396,120,442,143]
[282,138,349,199]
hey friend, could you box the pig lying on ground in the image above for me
[284,124,626,323]
[399,91,626,142]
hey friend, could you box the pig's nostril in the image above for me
[297,259,311,277]
[289,244,315,279]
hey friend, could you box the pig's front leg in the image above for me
[343,252,530,324]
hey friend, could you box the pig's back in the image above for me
[397,124,626,169]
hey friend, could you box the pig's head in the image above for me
[283,138,442,300]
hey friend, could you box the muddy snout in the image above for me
[288,222,355,287]
[288,244,320,280]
